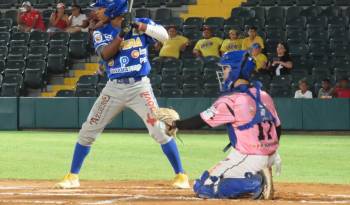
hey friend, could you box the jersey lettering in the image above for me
[121,37,143,50]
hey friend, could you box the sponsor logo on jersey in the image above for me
[131,50,140,59]
[109,64,142,74]
[119,56,129,67]
[121,37,143,50]
[93,32,103,43]
[108,59,114,66]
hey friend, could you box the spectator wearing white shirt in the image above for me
[66,5,88,33]
[295,79,313,99]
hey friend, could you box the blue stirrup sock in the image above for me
[70,143,91,174]
[161,138,184,174]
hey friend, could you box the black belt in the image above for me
[111,76,143,84]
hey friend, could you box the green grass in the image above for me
[0,131,349,184]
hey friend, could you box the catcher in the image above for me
[154,50,282,199]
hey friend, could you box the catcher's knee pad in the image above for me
[148,121,171,144]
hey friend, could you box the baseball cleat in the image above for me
[260,167,274,200]
[54,173,80,189]
[172,173,190,189]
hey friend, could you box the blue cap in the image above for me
[251,43,261,49]
[90,0,115,8]
[104,0,128,19]
[219,50,256,92]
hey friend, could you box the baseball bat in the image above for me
[128,0,134,13]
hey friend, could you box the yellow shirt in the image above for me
[253,53,268,71]
[220,39,243,53]
[194,37,223,57]
[242,36,265,50]
[159,35,189,59]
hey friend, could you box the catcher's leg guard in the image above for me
[193,171,263,199]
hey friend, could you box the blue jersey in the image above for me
[93,18,157,79]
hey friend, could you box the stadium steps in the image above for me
[40,63,99,97]
[180,0,245,19]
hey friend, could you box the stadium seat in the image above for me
[266,29,285,41]
[183,29,201,43]
[49,45,68,57]
[36,0,55,8]
[150,59,162,74]
[267,7,285,21]
[224,18,244,31]
[162,58,183,73]
[251,7,266,21]
[76,75,99,89]
[204,17,225,31]
[296,0,314,6]
[149,74,162,89]
[252,74,271,89]
[269,84,292,97]
[161,88,183,97]
[154,8,172,21]
[241,0,260,6]
[145,0,163,7]
[315,0,334,6]
[182,73,202,84]
[244,17,264,31]
[29,31,49,46]
[0,60,5,72]
[203,83,220,97]
[333,68,349,81]
[182,84,203,97]
[26,59,46,73]
[56,89,75,97]
[182,58,204,72]
[334,0,350,6]
[47,54,67,74]
[1,83,20,97]
[135,8,151,18]
[266,18,285,30]
[166,0,184,7]
[162,17,183,29]
[231,7,252,20]
[0,46,8,60]
[300,6,321,18]
[133,0,144,7]
[75,88,98,97]
[286,6,302,23]
[69,32,90,59]
[28,46,48,61]
[161,74,182,86]
[260,0,276,6]
[24,68,44,89]
[271,75,292,86]
[0,32,10,47]
[0,0,17,8]
[289,43,309,56]
[49,32,70,46]
[0,19,13,32]
[5,60,25,74]
[3,10,17,26]
[287,29,307,43]
[180,44,195,59]
[10,33,30,47]
[319,6,340,16]
[278,0,295,6]
[183,17,204,29]
[265,39,279,53]
[306,16,328,29]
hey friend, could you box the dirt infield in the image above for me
[0,180,350,205]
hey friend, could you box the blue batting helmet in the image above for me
[218,50,256,92]
[104,0,128,19]
[90,0,114,8]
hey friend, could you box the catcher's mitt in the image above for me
[153,108,180,137]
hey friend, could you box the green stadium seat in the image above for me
[252,74,271,90]
[24,68,44,89]
[49,32,70,46]
[69,32,90,59]
[241,0,260,7]
[28,46,48,61]
[162,58,183,73]
[260,0,276,6]
[149,74,162,89]
[203,83,219,97]
[244,17,264,31]
[155,8,172,21]
[278,0,295,6]
[161,74,182,86]
[251,7,265,21]
[182,58,204,72]
[1,83,20,97]
[266,18,285,30]
[0,46,8,60]
[306,16,327,29]
[286,6,302,23]
[0,19,13,32]
[47,54,67,74]
[0,60,5,73]
[183,86,203,97]
[231,7,252,20]
[150,60,162,74]
[29,31,49,46]
[4,10,17,26]
[75,88,98,97]
[162,17,183,29]
[267,7,284,21]
[145,0,163,7]
[0,0,17,8]
[319,6,340,17]
[296,0,314,6]
[287,29,307,43]
[300,6,321,18]
[315,0,334,6]
[161,88,183,97]
[133,0,145,8]
[8,46,28,59]
[183,29,201,43]
[135,8,151,18]
[333,68,349,81]
[224,18,244,31]
[0,32,10,47]
[183,17,204,29]
[166,0,184,7]
[36,0,55,8]
[204,17,225,31]
[266,29,285,41]
[77,75,99,89]
[49,45,68,57]
[56,89,75,97]
[334,0,350,6]
[269,84,292,97]
[271,75,292,86]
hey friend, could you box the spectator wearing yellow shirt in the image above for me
[220,29,242,55]
[251,43,268,73]
[193,26,223,58]
[155,25,189,59]
[242,26,264,50]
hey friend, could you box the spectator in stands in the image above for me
[242,26,264,50]
[294,79,313,99]
[220,29,242,55]
[318,79,333,99]
[155,25,189,59]
[251,43,268,73]
[269,42,293,76]
[66,5,89,33]
[333,78,350,98]
[17,1,46,32]
[48,3,69,33]
[193,26,223,58]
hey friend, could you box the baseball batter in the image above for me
[154,50,282,199]
[55,0,190,189]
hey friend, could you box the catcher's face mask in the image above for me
[217,50,256,92]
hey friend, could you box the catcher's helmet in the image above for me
[217,50,256,92]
